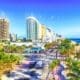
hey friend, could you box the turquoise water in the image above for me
[70,38,80,43]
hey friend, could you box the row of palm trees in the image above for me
[46,39,80,80]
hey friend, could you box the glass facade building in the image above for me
[26,16,40,42]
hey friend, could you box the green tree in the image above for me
[66,58,80,80]
[4,44,26,53]
[44,41,57,50]
[58,39,75,57]
[0,52,21,79]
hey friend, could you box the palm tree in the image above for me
[66,58,80,80]
[58,39,75,58]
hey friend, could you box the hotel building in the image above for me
[0,18,9,41]
[26,16,41,42]
[40,24,46,42]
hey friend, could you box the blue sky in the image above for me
[0,0,80,38]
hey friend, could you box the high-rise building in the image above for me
[10,33,17,42]
[40,24,46,42]
[0,18,9,41]
[26,16,41,42]
[45,28,56,43]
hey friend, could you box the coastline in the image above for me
[70,38,80,44]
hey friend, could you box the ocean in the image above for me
[70,38,80,43]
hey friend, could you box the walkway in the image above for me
[52,64,66,80]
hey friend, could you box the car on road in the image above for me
[35,61,45,69]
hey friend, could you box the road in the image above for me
[4,48,66,80]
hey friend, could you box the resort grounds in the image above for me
[0,39,80,80]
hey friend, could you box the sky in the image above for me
[0,0,80,38]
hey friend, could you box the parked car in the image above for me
[21,61,36,69]
[35,61,44,69]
